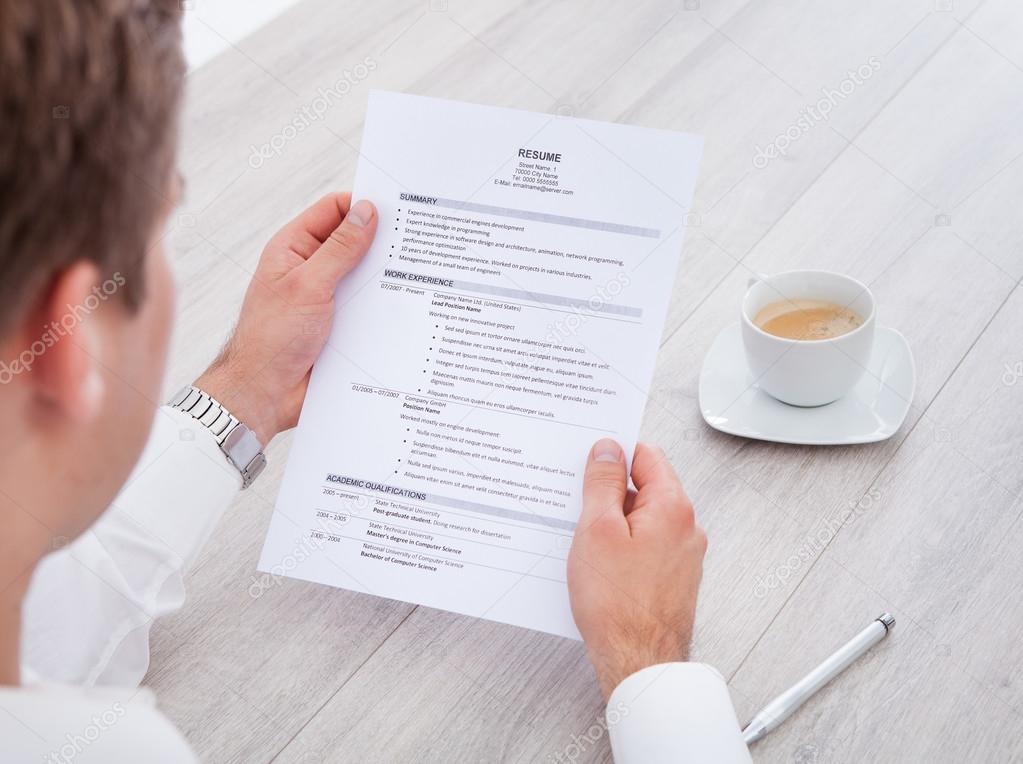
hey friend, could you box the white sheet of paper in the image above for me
[258,91,702,638]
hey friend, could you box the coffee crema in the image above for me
[753,299,863,341]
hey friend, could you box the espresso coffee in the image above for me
[753,299,863,341]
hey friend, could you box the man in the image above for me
[0,2,750,761]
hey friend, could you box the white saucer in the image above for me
[698,324,915,445]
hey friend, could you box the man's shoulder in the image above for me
[0,682,197,763]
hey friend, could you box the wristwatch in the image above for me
[169,385,267,489]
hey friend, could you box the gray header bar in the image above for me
[333,475,577,532]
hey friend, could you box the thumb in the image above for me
[579,438,629,536]
[303,198,377,284]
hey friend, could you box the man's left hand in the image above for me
[195,193,377,445]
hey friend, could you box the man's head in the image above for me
[0,1,184,547]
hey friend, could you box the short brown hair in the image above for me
[0,0,185,332]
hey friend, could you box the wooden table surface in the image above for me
[151,1,1023,761]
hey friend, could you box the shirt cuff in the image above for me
[606,662,752,763]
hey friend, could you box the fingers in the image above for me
[302,199,377,285]
[579,438,629,537]
[629,443,694,527]
[280,193,352,250]
[630,442,683,493]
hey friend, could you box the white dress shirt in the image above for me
[8,406,750,762]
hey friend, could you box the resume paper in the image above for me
[259,91,702,638]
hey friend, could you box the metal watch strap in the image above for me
[169,385,267,489]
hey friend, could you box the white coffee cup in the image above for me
[741,270,875,407]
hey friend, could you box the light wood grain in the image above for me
[147,0,1023,761]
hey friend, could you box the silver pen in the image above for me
[742,613,895,745]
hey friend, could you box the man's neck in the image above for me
[0,558,34,686]
[0,392,91,687]
[0,444,55,687]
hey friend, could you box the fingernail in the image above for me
[592,438,622,463]
[346,200,373,228]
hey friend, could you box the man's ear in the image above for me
[28,260,106,422]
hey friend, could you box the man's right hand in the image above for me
[567,439,707,700]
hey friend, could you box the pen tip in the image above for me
[878,613,895,631]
